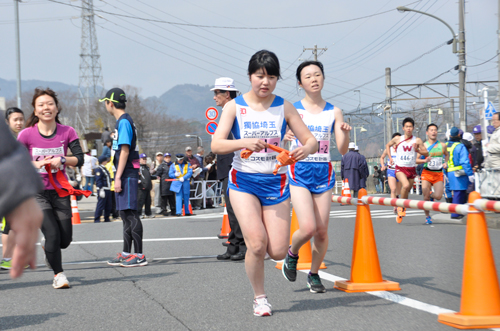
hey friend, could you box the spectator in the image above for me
[150,152,164,214]
[101,127,111,143]
[355,145,369,191]
[155,153,176,216]
[101,139,112,159]
[185,146,202,210]
[203,152,217,208]
[138,153,156,218]
[169,153,193,216]
[82,151,98,195]
[373,166,381,193]
[94,156,112,223]
[105,154,119,219]
[447,127,474,219]
[341,143,368,198]
[472,125,484,171]
[485,113,500,168]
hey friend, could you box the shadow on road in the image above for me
[0,313,64,330]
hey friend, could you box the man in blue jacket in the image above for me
[169,154,193,216]
[447,127,474,219]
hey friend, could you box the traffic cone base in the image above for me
[71,195,81,225]
[182,201,194,216]
[275,261,326,270]
[438,313,500,329]
[334,280,400,293]
[438,191,500,329]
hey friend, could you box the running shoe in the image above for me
[396,207,406,224]
[253,296,272,316]
[282,250,298,282]
[107,253,129,266]
[0,259,12,270]
[393,207,397,214]
[120,254,148,267]
[307,273,326,293]
[425,216,433,225]
[53,272,70,289]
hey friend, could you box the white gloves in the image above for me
[76,174,82,182]
[175,171,181,177]
[206,164,212,170]
[468,175,475,183]
[179,177,184,182]
[99,189,106,198]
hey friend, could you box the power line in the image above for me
[47,0,421,30]
[467,53,500,67]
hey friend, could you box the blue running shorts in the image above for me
[288,162,335,194]
[115,177,138,211]
[228,168,290,206]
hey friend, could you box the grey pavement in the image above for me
[2,193,500,330]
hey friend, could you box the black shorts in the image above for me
[35,190,72,221]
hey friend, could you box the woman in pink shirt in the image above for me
[18,88,84,289]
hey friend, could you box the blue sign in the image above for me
[206,121,218,135]
[485,101,497,120]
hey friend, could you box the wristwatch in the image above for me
[60,156,66,165]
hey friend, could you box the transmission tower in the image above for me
[77,0,104,133]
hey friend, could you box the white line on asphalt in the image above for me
[67,237,220,245]
[300,270,457,316]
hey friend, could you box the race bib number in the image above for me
[256,137,280,153]
[427,157,443,170]
[296,140,329,154]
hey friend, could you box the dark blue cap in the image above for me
[473,125,481,134]
[450,127,460,137]
[98,155,109,164]
[176,153,185,159]
[488,125,495,134]
[164,153,171,157]
[139,153,147,158]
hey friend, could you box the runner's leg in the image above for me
[310,190,332,274]
[289,185,315,255]
[396,172,411,199]
[422,180,432,218]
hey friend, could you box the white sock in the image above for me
[122,252,131,257]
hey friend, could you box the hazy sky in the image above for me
[0,0,497,114]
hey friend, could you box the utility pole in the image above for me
[14,0,21,108]
[385,67,393,146]
[303,45,328,61]
[450,99,455,126]
[458,0,467,131]
[77,0,104,133]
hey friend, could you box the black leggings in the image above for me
[36,191,72,275]
[120,209,143,254]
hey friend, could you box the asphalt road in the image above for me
[1,193,500,331]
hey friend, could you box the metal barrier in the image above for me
[476,168,500,199]
[190,180,223,208]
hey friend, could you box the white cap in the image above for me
[348,142,356,149]
[355,145,359,151]
[210,77,239,91]
[463,132,474,142]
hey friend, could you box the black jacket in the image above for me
[155,161,174,196]
[139,164,156,191]
[216,132,234,180]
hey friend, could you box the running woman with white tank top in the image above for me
[211,50,317,317]
[386,117,428,223]
[281,61,351,293]
[380,132,402,213]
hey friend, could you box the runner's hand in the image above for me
[381,165,386,171]
[7,197,43,279]
[246,139,267,152]
[283,129,295,142]
[290,146,309,161]
[339,122,352,131]
[114,177,122,193]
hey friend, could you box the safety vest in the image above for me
[174,163,189,178]
[447,142,463,172]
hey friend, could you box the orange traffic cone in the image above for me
[438,192,500,329]
[334,188,400,292]
[341,179,352,206]
[182,201,194,216]
[275,209,327,270]
[71,195,81,225]
[217,204,231,239]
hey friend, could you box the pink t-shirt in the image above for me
[18,123,79,190]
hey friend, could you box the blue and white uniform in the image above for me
[228,95,289,206]
[387,145,397,179]
[288,101,335,194]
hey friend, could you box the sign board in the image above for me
[206,121,218,135]
[485,101,497,120]
[205,107,219,121]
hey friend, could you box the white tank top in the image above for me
[230,95,287,174]
[388,146,397,170]
[290,101,335,163]
[395,136,417,167]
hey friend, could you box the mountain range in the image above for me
[0,77,215,120]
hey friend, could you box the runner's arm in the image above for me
[415,138,429,157]
[385,137,397,164]
[333,106,351,155]
[211,99,267,154]
[285,101,317,160]
[380,150,387,170]
[442,142,449,169]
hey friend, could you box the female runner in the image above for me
[380,132,402,213]
[211,50,317,316]
[18,88,84,288]
[282,61,351,292]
